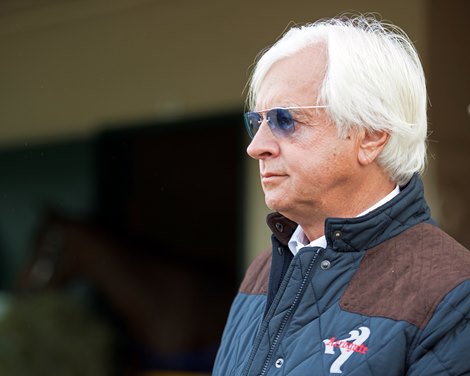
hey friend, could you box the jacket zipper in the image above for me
[242,247,323,376]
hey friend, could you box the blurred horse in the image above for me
[18,210,235,373]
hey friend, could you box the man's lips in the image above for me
[261,173,287,179]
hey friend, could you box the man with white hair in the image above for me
[213,15,470,375]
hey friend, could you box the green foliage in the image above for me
[0,290,114,376]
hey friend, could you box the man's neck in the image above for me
[297,179,396,242]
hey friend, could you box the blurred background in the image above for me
[0,0,468,375]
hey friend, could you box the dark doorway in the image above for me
[93,112,245,372]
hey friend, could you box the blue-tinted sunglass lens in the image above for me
[244,108,295,138]
[268,109,295,136]
[244,112,262,138]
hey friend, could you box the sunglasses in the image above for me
[244,105,328,139]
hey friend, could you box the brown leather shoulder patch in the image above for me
[341,222,470,329]
[239,249,272,295]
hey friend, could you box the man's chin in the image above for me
[264,196,289,214]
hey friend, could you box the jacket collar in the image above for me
[266,174,432,252]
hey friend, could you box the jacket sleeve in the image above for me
[407,280,470,375]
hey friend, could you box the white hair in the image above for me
[247,15,428,185]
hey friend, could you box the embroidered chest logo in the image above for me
[322,326,370,374]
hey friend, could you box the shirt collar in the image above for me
[288,185,401,256]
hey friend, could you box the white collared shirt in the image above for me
[288,185,401,255]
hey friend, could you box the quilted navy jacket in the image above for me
[213,175,470,375]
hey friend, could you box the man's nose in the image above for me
[246,119,279,160]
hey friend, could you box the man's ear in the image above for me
[357,129,389,166]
